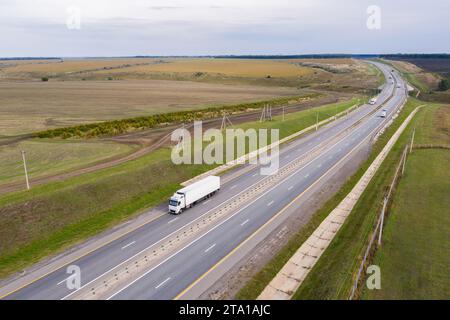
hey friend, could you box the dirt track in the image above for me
[0,92,347,195]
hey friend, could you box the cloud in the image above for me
[0,0,448,57]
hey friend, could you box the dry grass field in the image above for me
[0,79,301,135]
[0,58,154,79]
[0,58,314,79]
[100,58,315,77]
[384,59,441,91]
[384,59,450,103]
[0,58,380,93]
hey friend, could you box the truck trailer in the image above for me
[169,176,220,214]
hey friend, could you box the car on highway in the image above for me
[380,110,387,118]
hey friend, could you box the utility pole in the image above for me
[316,112,319,131]
[402,146,408,175]
[21,150,30,190]
[410,128,415,153]
[260,105,266,123]
[282,106,285,122]
[220,113,233,130]
[378,196,388,246]
[176,123,185,150]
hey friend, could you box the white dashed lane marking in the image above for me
[155,277,171,289]
[168,217,179,224]
[204,243,216,253]
[121,241,136,250]
[241,219,250,226]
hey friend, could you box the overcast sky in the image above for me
[1,0,449,57]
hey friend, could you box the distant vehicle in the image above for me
[380,111,387,118]
[169,176,220,214]
[397,84,401,88]
[369,97,377,105]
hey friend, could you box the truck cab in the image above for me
[168,176,221,215]
[169,192,185,214]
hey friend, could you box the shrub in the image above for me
[437,79,450,91]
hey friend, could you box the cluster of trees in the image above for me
[36,94,316,139]
[381,54,450,60]
[438,79,450,91]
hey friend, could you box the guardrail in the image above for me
[257,98,415,301]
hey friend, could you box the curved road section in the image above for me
[0,61,407,300]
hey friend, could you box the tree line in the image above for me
[36,94,318,139]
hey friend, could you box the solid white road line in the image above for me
[121,241,136,250]
[155,277,171,289]
[241,219,249,226]
[204,244,216,253]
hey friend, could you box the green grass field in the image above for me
[0,98,358,279]
[292,102,448,300]
[0,139,135,186]
[362,105,450,299]
[362,149,450,299]
[236,98,428,299]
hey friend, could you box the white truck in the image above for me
[169,176,220,214]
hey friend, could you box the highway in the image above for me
[0,61,407,300]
